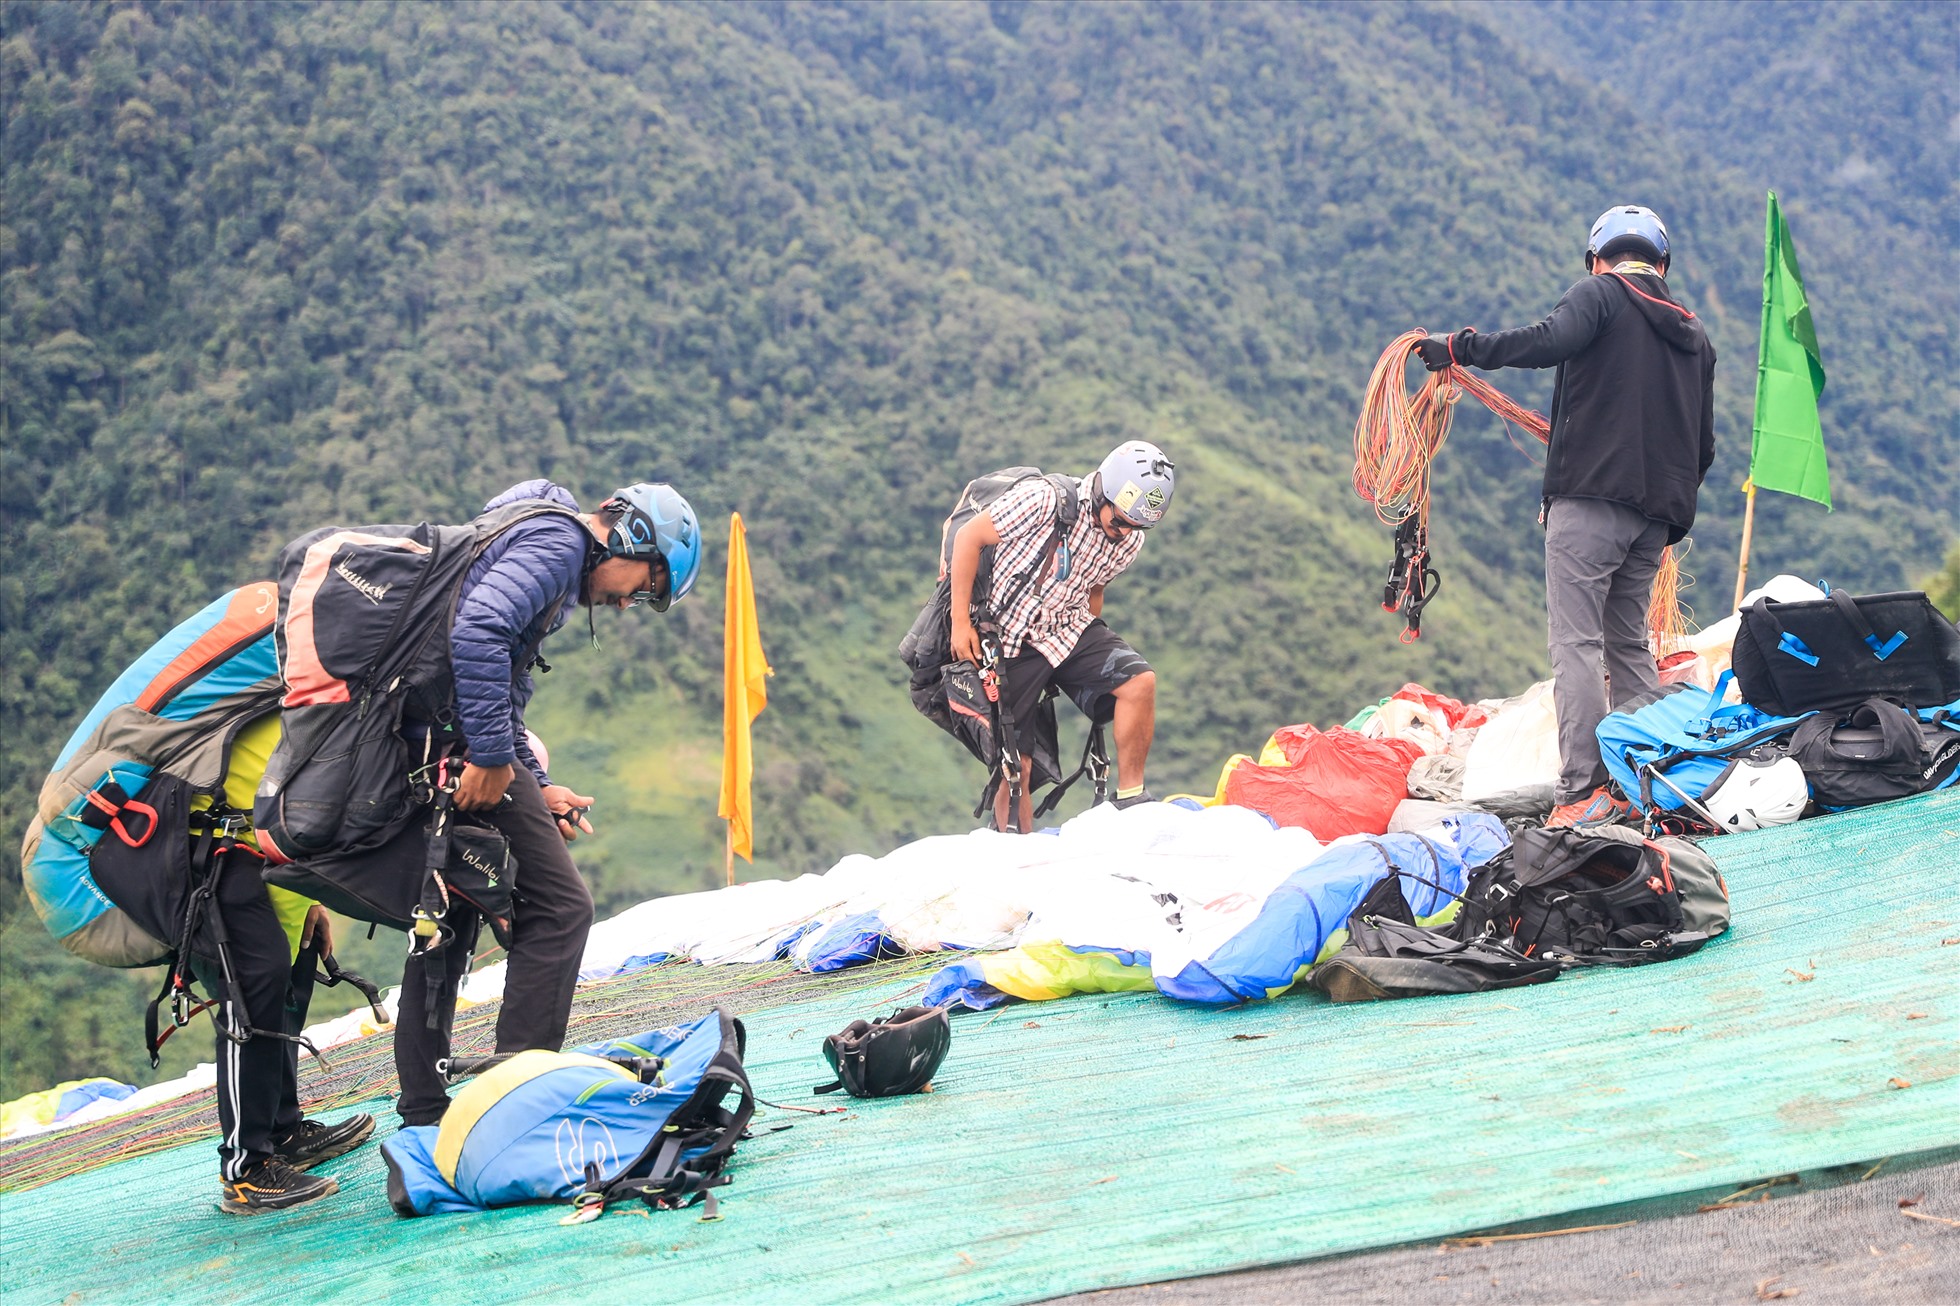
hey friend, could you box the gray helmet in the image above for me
[1093,441,1176,528]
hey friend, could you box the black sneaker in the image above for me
[219,1158,338,1215]
[272,1114,376,1170]
[1109,790,1157,811]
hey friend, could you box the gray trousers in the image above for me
[1544,497,1669,802]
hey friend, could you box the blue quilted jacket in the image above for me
[452,480,593,782]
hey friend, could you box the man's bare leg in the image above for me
[991,757,1036,834]
[1110,671,1156,792]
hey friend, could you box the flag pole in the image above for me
[1733,479,1757,611]
[725,823,735,887]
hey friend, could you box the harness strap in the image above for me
[1033,721,1111,820]
[79,782,160,848]
[145,815,329,1069]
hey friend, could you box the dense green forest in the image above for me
[3,0,1953,1098]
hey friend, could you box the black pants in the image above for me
[188,853,312,1181]
[393,767,594,1125]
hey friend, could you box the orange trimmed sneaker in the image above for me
[1545,785,1630,830]
[219,1158,338,1215]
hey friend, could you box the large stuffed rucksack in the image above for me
[382,1010,753,1220]
[1786,697,1960,810]
[1453,825,1726,964]
[17,586,390,1064]
[253,500,583,865]
[22,584,285,968]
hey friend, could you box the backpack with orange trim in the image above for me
[1452,825,1727,965]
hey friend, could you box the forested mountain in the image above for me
[3,1,1952,1096]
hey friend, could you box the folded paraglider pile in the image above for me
[453,572,1960,1017]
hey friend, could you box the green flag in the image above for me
[1749,190,1831,507]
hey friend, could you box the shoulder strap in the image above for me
[981,481,1074,622]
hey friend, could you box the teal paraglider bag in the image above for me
[1596,672,1811,816]
[382,1010,753,1220]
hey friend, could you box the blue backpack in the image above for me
[1596,672,1812,816]
[383,1011,754,1220]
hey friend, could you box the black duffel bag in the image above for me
[1732,589,1960,717]
[1787,698,1960,810]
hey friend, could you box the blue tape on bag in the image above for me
[1778,632,1822,667]
[1866,631,1908,660]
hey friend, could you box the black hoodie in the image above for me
[1450,272,1716,543]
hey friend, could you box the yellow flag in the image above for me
[718,512,771,865]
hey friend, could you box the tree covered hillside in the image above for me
[3,1,1952,1096]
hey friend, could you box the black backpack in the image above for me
[897,467,1080,677]
[1731,589,1960,716]
[1452,826,1709,964]
[253,500,581,865]
[1787,698,1960,810]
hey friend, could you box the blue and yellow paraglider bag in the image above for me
[383,1010,754,1220]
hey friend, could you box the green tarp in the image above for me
[3,790,1956,1304]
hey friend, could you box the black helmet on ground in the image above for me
[812,1005,951,1098]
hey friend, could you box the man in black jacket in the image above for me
[1417,205,1717,828]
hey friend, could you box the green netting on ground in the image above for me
[3,790,1957,1306]
[0,952,953,1194]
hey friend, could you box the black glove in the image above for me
[1414,335,1456,372]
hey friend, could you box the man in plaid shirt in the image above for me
[948,442,1176,832]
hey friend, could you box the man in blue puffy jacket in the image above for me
[394,479,703,1126]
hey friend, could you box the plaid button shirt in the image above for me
[983,477,1144,663]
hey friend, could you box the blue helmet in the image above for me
[1587,205,1670,270]
[599,483,701,612]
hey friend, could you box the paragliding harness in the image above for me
[1595,671,1812,830]
[143,802,385,1069]
[1451,825,1720,966]
[1381,516,1440,643]
[899,468,1109,832]
[253,500,582,866]
[1308,869,1562,1003]
[255,502,568,1021]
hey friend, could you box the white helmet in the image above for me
[1701,755,1808,832]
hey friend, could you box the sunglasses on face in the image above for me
[625,556,671,608]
